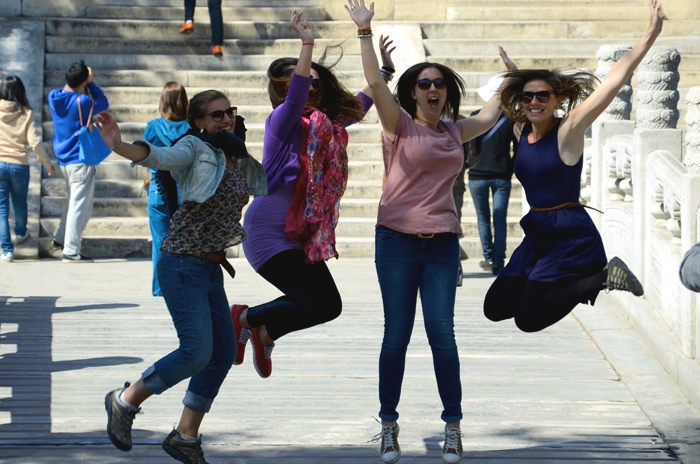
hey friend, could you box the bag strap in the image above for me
[76,94,96,131]
[480,113,508,146]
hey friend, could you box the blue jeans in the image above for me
[184,0,223,46]
[0,162,30,253]
[468,178,512,267]
[375,227,462,423]
[148,181,171,297]
[141,251,235,413]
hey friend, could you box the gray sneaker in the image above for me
[105,382,141,451]
[606,257,644,296]
[162,429,209,464]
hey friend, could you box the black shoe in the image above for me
[62,253,93,263]
[105,382,141,452]
[162,429,209,464]
[52,240,63,249]
[606,257,644,296]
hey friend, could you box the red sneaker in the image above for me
[251,328,274,378]
[230,305,251,366]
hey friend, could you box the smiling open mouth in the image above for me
[428,96,439,108]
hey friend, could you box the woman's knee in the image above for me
[514,315,545,333]
[179,344,213,375]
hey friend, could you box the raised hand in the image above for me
[345,0,374,29]
[498,46,517,72]
[291,9,314,44]
[95,112,122,150]
[379,34,396,69]
[649,0,664,36]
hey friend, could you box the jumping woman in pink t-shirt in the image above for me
[347,1,514,463]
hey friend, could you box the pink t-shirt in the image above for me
[377,108,464,235]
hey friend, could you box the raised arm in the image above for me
[459,46,517,143]
[563,0,664,137]
[346,0,401,140]
[358,34,397,101]
[96,112,149,162]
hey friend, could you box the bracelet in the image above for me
[110,142,122,151]
[358,34,374,39]
[357,28,373,36]
[381,65,395,74]
[380,68,394,81]
[302,42,315,46]
[358,27,372,31]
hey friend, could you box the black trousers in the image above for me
[245,249,343,341]
[484,272,605,332]
[184,0,223,46]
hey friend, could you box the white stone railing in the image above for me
[585,45,700,408]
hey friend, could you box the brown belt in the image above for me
[530,201,603,214]
[189,251,236,279]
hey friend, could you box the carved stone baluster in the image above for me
[685,86,700,174]
[636,46,681,129]
[650,181,667,220]
[596,45,634,120]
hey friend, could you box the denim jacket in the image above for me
[133,135,267,203]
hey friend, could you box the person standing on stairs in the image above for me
[48,60,108,263]
[179,0,225,56]
[483,0,665,333]
[0,75,56,263]
[231,10,396,379]
[143,82,190,297]
[347,1,514,462]
[95,89,266,464]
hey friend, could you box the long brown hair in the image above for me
[159,81,188,122]
[395,62,466,122]
[267,45,365,122]
[500,69,598,123]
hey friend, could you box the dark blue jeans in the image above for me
[142,251,235,413]
[468,178,511,267]
[0,162,29,253]
[375,227,462,423]
[184,0,223,46]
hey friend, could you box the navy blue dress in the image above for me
[500,120,607,283]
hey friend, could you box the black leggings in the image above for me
[245,249,342,341]
[484,272,606,332]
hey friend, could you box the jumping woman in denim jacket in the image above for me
[96,90,266,464]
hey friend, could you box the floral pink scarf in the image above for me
[285,108,349,264]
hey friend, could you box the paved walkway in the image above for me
[1,259,699,463]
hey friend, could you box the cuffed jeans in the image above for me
[375,227,463,423]
[142,251,235,413]
[184,0,223,46]
[0,162,30,253]
[54,163,96,256]
[468,178,511,267]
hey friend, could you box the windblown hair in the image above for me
[0,76,31,112]
[500,69,599,123]
[159,82,188,122]
[395,62,466,122]
[187,89,228,130]
[266,45,365,122]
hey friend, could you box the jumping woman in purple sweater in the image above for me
[231,10,396,378]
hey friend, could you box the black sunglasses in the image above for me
[311,78,322,90]
[207,106,237,121]
[416,78,447,90]
[520,91,554,104]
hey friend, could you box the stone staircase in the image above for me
[36,0,700,260]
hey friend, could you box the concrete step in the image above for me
[44,53,364,72]
[44,69,371,89]
[423,37,700,57]
[43,122,384,145]
[41,197,148,218]
[48,160,151,180]
[40,216,150,237]
[46,36,363,56]
[85,6,327,21]
[422,20,700,40]
[448,6,649,21]
[42,178,147,198]
[38,236,151,259]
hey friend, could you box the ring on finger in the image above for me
[351,5,356,10]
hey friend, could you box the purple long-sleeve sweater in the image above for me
[242,72,373,271]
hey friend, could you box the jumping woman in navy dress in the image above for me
[484,0,664,332]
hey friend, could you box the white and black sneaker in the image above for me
[62,253,93,263]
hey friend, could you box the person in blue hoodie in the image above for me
[143,82,190,297]
[48,60,108,262]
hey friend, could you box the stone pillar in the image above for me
[636,46,681,129]
[596,45,633,120]
[685,86,700,175]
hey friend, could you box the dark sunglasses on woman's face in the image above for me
[416,78,447,90]
[311,78,322,90]
[520,91,554,104]
[207,106,237,121]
